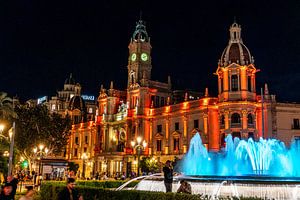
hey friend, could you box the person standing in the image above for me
[58,178,83,200]
[6,175,18,200]
[0,183,14,200]
[163,160,173,193]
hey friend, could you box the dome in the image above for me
[219,23,254,67]
[65,73,76,85]
[68,95,86,111]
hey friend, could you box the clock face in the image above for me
[131,53,137,61]
[141,53,148,61]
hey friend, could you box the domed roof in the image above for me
[69,83,86,111]
[219,23,254,67]
[68,95,86,111]
[65,73,76,85]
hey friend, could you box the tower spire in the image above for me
[139,10,143,21]
[132,17,149,42]
[229,21,242,43]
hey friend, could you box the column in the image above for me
[165,119,169,155]
[149,119,153,155]
[183,116,188,153]
[242,110,248,130]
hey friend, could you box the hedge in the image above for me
[43,180,139,188]
[39,184,263,200]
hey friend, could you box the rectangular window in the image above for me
[293,119,300,129]
[157,125,162,133]
[194,120,199,129]
[156,140,162,151]
[161,97,165,107]
[84,147,87,153]
[74,149,78,157]
[155,96,160,108]
[175,122,179,131]
[231,75,238,91]
[151,96,155,107]
[173,138,179,151]
[75,137,79,145]
[85,136,88,144]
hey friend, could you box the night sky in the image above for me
[1,1,300,102]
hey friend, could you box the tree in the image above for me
[0,92,16,178]
[0,92,15,119]
[140,157,160,174]
[67,162,79,175]
[14,104,71,170]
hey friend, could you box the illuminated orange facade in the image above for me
[82,20,300,176]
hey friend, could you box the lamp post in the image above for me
[33,144,49,175]
[81,153,88,178]
[131,136,147,177]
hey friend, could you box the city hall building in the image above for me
[64,20,300,177]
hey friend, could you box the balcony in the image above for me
[231,123,241,128]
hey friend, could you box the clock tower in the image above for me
[127,19,152,87]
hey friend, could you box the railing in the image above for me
[231,123,241,128]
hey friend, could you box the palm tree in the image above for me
[0,92,15,119]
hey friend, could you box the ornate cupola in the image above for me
[132,19,149,42]
[68,83,87,123]
[216,22,258,102]
[220,22,254,67]
[127,19,152,88]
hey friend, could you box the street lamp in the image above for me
[81,153,88,178]
[131,136,147,177]
[33,144,49,175]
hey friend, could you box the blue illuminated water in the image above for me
[181,132,300,177]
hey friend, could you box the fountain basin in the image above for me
[134,175,300,199]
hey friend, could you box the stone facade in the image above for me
[65,20,300,178]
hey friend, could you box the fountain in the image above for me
[182,133,300,177]
[117,133,300,199]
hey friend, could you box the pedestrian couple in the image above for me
[163,160,191,194]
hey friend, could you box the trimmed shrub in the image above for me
[39,184,263,200]
[43,180,138,188]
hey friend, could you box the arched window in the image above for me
[232,132,241,139]
[221,133,226,147]
[231,75,238,91]
[248,76,252,92]
[220,115,225,126]
[248,132,254,140]
[247,113,253,125]
[231,113,241,124]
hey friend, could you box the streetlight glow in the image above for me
[39,144,44,151]
[136,136,142,144]
[0,124,4,133]
[143,140,147,148]
[8,130,12,139]
[131,141,135,147]
[3,151,9,157]
[33,147,37,153]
